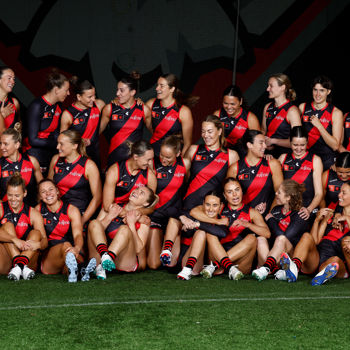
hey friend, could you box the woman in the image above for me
[24,70,70,176]
[340,112,350,152]
[0,66,20,132]
[87,186,157,279]
[279,126,323,221]
[262,73,301,158]
[103,140,157,211]
[146,73,197,156]
[300,75,343,170]
[227,129,283,216]
[60,77,105,167]
[252,179,309,280]
[100,73,152,167]
[213,84,260,157]
[0,174,46,280]
[48,129,102,226]
[279,182,350,285]
[321,151,350,209]
[36,179,95,282]
[191,178,270,279]
[147,135,190,269]
[0,128,43,207]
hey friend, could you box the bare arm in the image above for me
[47,154,59,180]
[100,103,112,134]
[307,155,323,213]
[29,155,44,183]
[103,163,119,210]
[60,110,73,132]
[244,208,271,238]
[30,208,48,250]
[67,204,84,258]
[179,105,193,157]
[247,111,261,130]
[143,104,153,133]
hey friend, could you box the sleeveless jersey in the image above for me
[183,145,229,211]
[0,153,37,207]
[53,156,91,214]
[321,214,350,243]
[236,157,273,215]
[105,214,141,241]
[281,151,315,207]
[114,160,148,205]
[1,96,19,129]
[301,102,336,169]
[220,204,251,244]
[150,99,182,156]
[0,201,32,240]
[152,156,186,219]
[107,102,145,166]
[342,112,350,150]
[40,201,73,246]
[66,103,101,165]
[324,169,345,210]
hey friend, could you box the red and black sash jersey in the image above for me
[105,213,141,241]
[152,156,186,218]
[236,157,273,215]
[219,107,249,147]
[53,156,91,214]
[324,169,345,210]
[301,102,336,168]
[150,99,182,156]
[220,204,251,244]
[183,145,229,211]
[0,96,19,129]
[0,153,37,207]
[114,160,148,205]
[39,201,73,244]
[282,151,315,207]
[321,213,350,242]
[342,112,350,150]
[107,102,145,166]
[0,201,32,239]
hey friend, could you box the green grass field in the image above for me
[1,270,350,350]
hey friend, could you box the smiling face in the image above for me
[7,185,26,211]
[134,149,154,170]
[39,181,60,206]
[116,81,136,105]
[56,134,77,158]
[0,134,19,158]
[266,77,285,99]
[222,95,242,116]
[201,121,222,148]
[203,195,221,218]
[291,137,308,158]
[0,69,15,94]
[159,145,177,167]
[77,88,96,108]
[336,167,350,182]
[338,183,350,207]
[129,186,151,207]
[224,180,243,207]
[155,77,175,101]
[248,134,266,158]
[275,184,290,206]
[312,83,330,105]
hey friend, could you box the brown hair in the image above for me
[60,129,87,157]
[6,173,26,192]
[281,179,305,211]
[2,127,22,144]
[46,69,69,92]
[161,135,182,155]
[269,73,296,101]
[203,115,226,152]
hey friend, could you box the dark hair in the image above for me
[243,129,263,150]
[281,179,305,212]
[0,66,14,78]
[119,70,140,93]
[311,75,333,103]
[203,189,224,203]
[223,177,241,189]
[60,129,87,156]
[202,115,226,152]
[161,135,182,155]
[6,173,26,192]
[160,73,199,108]
[70,76,94,96]
[269,73,296,101]
[1,127,22,144]
[143,187,158,208]
[290,126,308,141]
[336,152,350,168]
[46,69,69,91]
[222,85,248,109]
[129,140,153,157]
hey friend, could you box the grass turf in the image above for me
[0,270,350,349]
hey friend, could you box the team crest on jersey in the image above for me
[112,114,124,121]
[195,155,207,161]
[1,218,8,224]
[224,123,230,128]
[303,115,309,122]
[345,122,350,128]
[73,117,84,125]
[328,185,340,192]
[157,173,168,179]
[117,181,129,187]
[54,167,63,174]
[44,218,52,225]
[238,173,249,180]
[43,112,51,119]
[152,112,160,119]
[284,165,294,171]
[2,170,12,177]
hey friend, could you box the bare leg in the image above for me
[87,219,108,264]
[268,235,293,263]
[292,233,319,274]
[257,236,269,266]
[146,228,163,270]
[41,242,73,274]
[182,230,206,275]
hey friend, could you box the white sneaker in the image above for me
[200,262,216,279]
[8,265,22,281]
[274,269,287,281]
[81,258,97,282]
[280,253,298,282]
[228,265,244,281]
[160,249,172,266]
[22,265,35,280]
[95,264,107,280]
[311,262,339,286]
[101,253,116,272]
[177,266,192,280]
[65,252,78,283]
[252,266,269,281]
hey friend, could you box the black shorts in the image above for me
[318,239,344,266]
[222,235,244,251]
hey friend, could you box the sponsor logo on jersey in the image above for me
[238,173,249,180]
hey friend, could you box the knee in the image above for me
[341,236,350,255]
[256,236,267,248]
[88,219,101,233]
[28,229,41,242]
[246,234,257,249]
[148,259,161,270]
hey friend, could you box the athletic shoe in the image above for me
[65,252,78,283]
[81,258,97,282]
[160,249,172,266]
[252,266,269,281]
[228,265,244,281]
[101,253,116,272]
[311,262,339,286]
[200,262,216,279]
[177,266,192,280]
[8,265,22,281]
[22,265,35,280]
[280,253,298,283]
[274,269,287,281]
[95,264,106,280]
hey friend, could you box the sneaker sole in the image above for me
[23,271,35,280]
[8,273,20,281]
[102,259,116,272]
[81,258,97,282]
[252,271,266,282]
[200,270,213,279]
[65,253,78,283]
[232,271,244,281]
[311,263,338,286]
[280,254,297,283]
[160,255,171,266]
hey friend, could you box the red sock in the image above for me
[164,240,174,251]
[292,257,302,271]
[185,256,197,269]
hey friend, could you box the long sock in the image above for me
[185,256,197,269]
[96,243,108,257]
[220,256,233,271]
[13,255,29,269]
[108,251,116,260]
[163,240,174,251]
[263,256,277,273]
[292,257,302,271]
[213,260,220,270]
